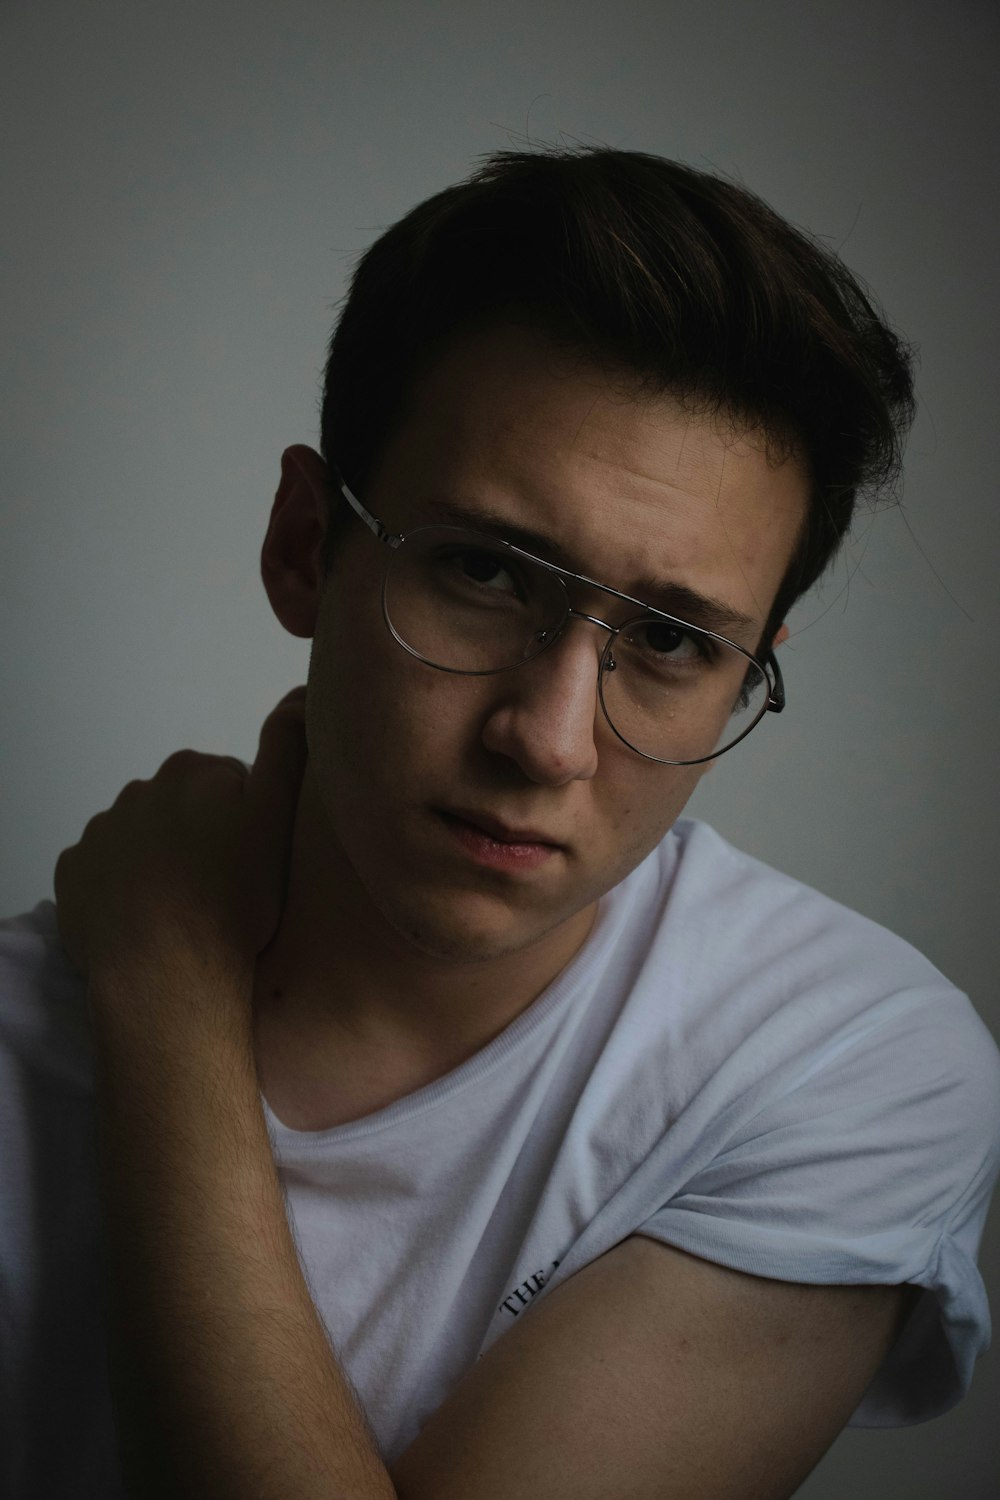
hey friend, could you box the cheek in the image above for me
[601,763,706,855]
[308,614,478,785]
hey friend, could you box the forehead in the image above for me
[366,326,809,637]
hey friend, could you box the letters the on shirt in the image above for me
[498,1260,562,1319]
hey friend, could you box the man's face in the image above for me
[300,325,807,965]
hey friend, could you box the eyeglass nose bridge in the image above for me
[533,607,620,672]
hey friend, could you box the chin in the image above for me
[398,925,520,963]
[374,884,562,965]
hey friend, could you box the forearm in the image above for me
[89,960,396,1500]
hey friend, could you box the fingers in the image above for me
[221,756,251,776]
[276,685,308,708]
[243,687,309,828]
[258,687,308,762]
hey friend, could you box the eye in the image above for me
[443,545,526,599]
[628,618,706,662]
[455,548,515,588]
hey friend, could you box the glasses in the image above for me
[333,472,785,766]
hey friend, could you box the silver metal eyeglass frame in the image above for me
[332,470,785,766]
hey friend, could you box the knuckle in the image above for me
[159,748,202,773]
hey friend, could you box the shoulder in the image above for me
[558,821,999,1288]
[682,813,998,1108]
[666,817,943,972]
[593,822,1000,1176]
[659,818,989,1052]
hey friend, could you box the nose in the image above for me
[479,614,611,786]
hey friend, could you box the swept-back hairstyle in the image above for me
[320,147,915,635]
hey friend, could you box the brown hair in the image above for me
[320,147,915,637]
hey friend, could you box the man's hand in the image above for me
[54,686,308,1011]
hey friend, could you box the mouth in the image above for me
[439,809,565,848]
[435,810,565,872]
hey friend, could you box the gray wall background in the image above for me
[2,0,997,1493]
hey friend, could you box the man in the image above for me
[4,148,999,1498]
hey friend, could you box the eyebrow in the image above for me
[416,497,761,640]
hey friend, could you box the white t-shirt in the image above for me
[1,818,998,1498]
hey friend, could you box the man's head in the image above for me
[319,146,916,642]
[261,149,914,969]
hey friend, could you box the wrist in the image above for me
[87,947,255,1060]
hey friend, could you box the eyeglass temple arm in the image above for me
[765,649,786,713]
[330,467,400,548]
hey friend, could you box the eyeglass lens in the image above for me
[382,525,769,764]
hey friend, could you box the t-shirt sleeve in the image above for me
[635,986,1000,1426]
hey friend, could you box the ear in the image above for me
[260,445,333,639]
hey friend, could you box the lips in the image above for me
[441,809,564,848]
